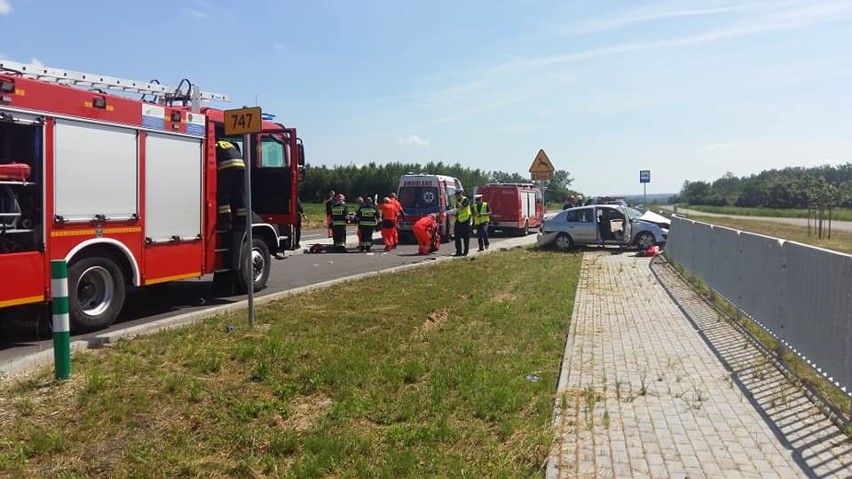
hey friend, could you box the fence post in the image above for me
[51,260,71,380]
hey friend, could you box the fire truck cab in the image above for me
[0,61,304,332]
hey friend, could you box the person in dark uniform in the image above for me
[355,197,379,252]
[215,140,246,231]
[472,194,492,251]
[330,193,348,250]
[325,190,335,238]
[294,198,305,249]
[453,189,472,256]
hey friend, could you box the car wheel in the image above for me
[68,256,126,333]
[555,233,574,251]
[634,231,655,250]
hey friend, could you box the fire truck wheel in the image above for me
[68,256,126,333]
[240,238,271,292]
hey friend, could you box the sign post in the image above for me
[224,107,263,327]
[639,170,651,207]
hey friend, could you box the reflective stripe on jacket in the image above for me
[331,202,348,226]
[357,205,379,227]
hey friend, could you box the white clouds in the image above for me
[186,9,207,19]
[503,1,852,72]
[560,2,758,36]
[28,57,43,67]
[0,0,12,15]
[399,134,430,147]
[697,141,735,152]
[273,43,286,51]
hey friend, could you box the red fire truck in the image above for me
[0,61,304,332]
[473,183,545,236]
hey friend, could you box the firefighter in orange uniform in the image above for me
[413,214,440,255]
[215,140,246,231]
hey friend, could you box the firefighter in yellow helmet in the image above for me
[215,140,246,231]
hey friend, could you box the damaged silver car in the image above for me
[537,204,668,251]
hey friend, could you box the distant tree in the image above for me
[680,180,711,205]
[489,171,529,183]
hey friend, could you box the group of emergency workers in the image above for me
[324,190,404,252]
[212,140,494,257]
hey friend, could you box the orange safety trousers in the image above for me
[414,225,439,255]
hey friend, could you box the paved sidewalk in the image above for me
[547,250,852,478]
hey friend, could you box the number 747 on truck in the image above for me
[0,60,305,332]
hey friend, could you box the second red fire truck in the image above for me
[0,60,304,332]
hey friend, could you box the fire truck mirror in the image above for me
[297,143,305,166]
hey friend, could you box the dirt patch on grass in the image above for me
[419,309,450,333]
[286,393,333,432]
[492,291,519,303]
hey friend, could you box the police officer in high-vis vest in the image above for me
[215,140,246,231]
[453,189,472,256]
[472,194,492,251]
[355,196,379,252]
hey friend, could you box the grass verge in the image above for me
[0,248,582,478]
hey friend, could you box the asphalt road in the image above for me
[672,207,852,233]
[0,227,535,369]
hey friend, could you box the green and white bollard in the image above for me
[51,260,71,380]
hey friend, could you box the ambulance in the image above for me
[396,173,463,242]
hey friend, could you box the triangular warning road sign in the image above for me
[529,149,555,174]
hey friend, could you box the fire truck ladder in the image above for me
[0,60,230,108]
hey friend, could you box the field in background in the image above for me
[681,204,852,222]
[680,214,852,255]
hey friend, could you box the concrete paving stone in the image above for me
[547,252,852,478]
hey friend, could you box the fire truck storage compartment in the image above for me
[143,132,204,282]
[0,112,43,253]
[144,133,202,242]
[54,120,138,221]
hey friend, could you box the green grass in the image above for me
[302,202,329,230]
[0,248,582,478]
[681,204,852,221]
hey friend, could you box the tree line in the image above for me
[676,163,852,209]
[299,161,579,203]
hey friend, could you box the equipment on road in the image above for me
[0,60,305,332]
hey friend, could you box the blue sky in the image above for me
[2,0,851,195]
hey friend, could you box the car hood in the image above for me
[637,210,671,228]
